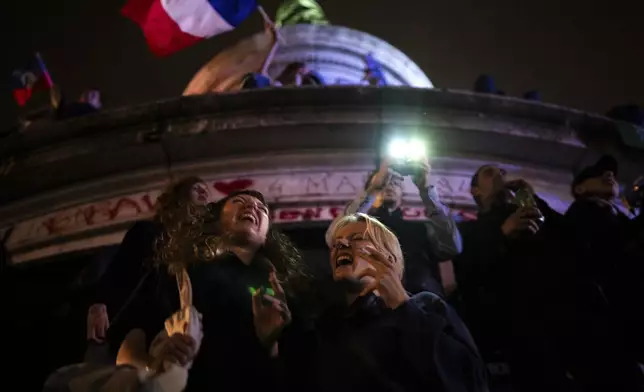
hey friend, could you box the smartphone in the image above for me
[513,189,544,222]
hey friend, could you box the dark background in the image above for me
[1,0,643,128]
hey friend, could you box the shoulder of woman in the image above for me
[407,292,448,316]
[123,220,163,240]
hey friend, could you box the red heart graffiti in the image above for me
[213,179,255,195]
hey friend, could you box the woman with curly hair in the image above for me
[86,177,212,360]
[156,189,310,392]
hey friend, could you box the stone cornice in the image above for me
[1,87,640,221]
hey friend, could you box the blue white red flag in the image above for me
[11,53,54,107]
[122,0,258,57]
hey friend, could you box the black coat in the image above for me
[94,220,177,352]
[371,207,444,295]
[185,253,279,392]
[565,199,644,288]
[453,197,569,345]
[280,292,488,392]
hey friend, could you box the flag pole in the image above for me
[256,5,283,76]
[35,52,60,109]
[34,52,54,88]
[257,5,284,44]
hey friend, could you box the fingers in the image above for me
[517,207,540,218]
[360,280,379,297]
[95,325,106,341]
[262,294,291,322]
[359,246,395,269]
[88,317,107,342]
[252,290,264,315]
[166,334,196,366]
[518,218,540,234]
[356,268,379,296]
[87,327,97,342]
[378,159,389,173]
[269,271,286,301]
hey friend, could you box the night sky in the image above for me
[2,0,643,128]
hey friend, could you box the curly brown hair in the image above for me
[180,192,311,296]
[153,176,211,273]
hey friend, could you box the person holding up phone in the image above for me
[328,158,462,296]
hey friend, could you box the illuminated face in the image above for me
[329,220,375,282]
[575,171,619,200]
[471,165,507,203]
[220,194,270,245]
[382,175,403,205]
[190,182,212,205]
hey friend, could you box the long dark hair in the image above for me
[153,176,210,273]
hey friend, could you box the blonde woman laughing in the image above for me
[281,213,488,392]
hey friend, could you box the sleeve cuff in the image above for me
[420,186,449,217]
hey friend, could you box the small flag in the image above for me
[11,53,54,107]
[122,0,258,57]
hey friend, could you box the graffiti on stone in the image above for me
[335,175,358,194]
[304,175,329,195]
[6,170,564,252]
[213,179,254,195]
[7,191,161,249]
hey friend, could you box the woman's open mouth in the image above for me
[238,212,258,225]
[335,253,354,268]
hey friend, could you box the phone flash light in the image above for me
[387,139,427,162]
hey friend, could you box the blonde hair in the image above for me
[326,213,404,279]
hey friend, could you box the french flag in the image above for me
[122,0,258,57]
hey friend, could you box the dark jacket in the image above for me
[565,198,643,287]
[281,292,488,392]
[185,253,279,392]
[372,208,445,295]
[453,197,569,340]
[94,220,176,352]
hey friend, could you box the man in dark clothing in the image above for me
[455,164,572,391]
[566,156,644,373]
[327,159,462,296]
[456,163,643,392]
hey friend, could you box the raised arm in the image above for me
[419,185,462,260]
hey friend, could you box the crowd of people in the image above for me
[38,153,643,392]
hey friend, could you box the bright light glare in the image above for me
[407,139,426,160]
[387,139,409,160]
[387,138,427,161]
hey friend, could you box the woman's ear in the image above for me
[574,184,585,197]
[470,186,481,199]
